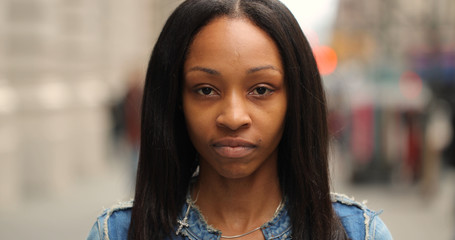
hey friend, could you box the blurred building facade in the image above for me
[0,0,182,207]
[330,0,455,185]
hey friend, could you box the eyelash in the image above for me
[195,86,274,96]
[249,86,274,96]
[196,87,218,96]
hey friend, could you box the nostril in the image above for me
[216,110,251,131]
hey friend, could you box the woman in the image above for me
[88,0,392,239]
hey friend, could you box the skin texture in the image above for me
[182,17,287,239]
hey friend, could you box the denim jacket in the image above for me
[87,193,392,240]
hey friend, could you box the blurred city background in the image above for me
[0,0,454,239]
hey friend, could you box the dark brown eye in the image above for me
[197,87,215,96]
[255,87,267,95]
[202,87,212,95]
[251,86,273,96]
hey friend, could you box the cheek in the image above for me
[183,105,198,135]
[183,100,212,142]
[266,99,287,140]
[251,109,286,144]
[265,97,287,125]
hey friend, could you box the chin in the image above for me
[216,164,256,179]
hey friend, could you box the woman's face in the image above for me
[182,17,287,179]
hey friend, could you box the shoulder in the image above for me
[87,200,133,240]
[331,193,393,240]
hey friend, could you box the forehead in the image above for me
[185,16,283,72]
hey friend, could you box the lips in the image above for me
[212,138,256,158]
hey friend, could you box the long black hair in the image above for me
[129,0,347,239]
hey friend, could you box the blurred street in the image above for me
[0,154,133,240]
[331,156,455,240]
[337,172,455,240]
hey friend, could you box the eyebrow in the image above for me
[187,65,282,75]
[187,66,221,75]
[247,65,282,74]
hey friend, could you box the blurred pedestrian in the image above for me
[422,99,452,200]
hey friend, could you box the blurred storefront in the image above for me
[0,0,182,208]
[328,0,455,188]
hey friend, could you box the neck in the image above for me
[193,158,282,236]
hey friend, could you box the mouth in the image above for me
[212,138,256,158]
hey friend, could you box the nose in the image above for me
[216,92,251,131]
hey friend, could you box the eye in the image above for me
[197,87,216,96]
[250,86,273,96]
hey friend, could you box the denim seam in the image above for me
[370,210,384,240]
[181,228,203,240]
[364,211,370,240]
[97,218,103,240]
[371,214,377,240]
[330,193,370,240]
[268,226,292,239]
[330,193,366,208]
[103,200,134,240]
[187,197,220,233]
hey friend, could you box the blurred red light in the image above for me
[313,46,338,75]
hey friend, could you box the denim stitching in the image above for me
[103,200,134,240]
[370,210,384,240]
[187,196,220,233]
[97,218,103,240]
[177,195,221,239]
[371,213,376,240]
[268,226,291,239]
[364,211,370,240]
[180,228,202,240]
[330,193,370,240]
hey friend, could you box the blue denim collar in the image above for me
[176,194,291,240]
[89,192,392,240]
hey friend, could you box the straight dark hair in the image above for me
[130,0,347,239]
